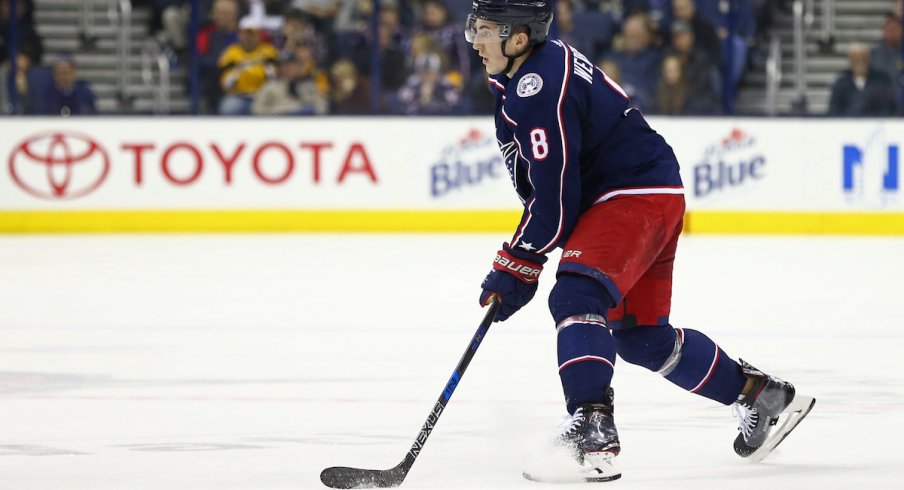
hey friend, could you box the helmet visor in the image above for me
[464,15,509,44]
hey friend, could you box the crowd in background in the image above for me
[157,0,771,116]
[828,12,902,116]
[1,0,96,115]
[1,0,903,116]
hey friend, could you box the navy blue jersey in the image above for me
[489,39,683,256]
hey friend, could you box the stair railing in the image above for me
[792,0,809,113]
[765,34,782,116]
[141,39,172,114]
[79,0,97,47]
[107,0,133,111]
[820,0,836,49]
[804,0,815,27]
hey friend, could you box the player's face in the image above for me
[465,18,509,75]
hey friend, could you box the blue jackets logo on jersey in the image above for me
[516,73,543,97]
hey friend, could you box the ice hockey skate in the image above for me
[732,359,816,463]
[523,389,621,483]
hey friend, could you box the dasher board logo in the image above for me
[693,128,766,198]
[843,127,899,208]
[5,130,381,201]
[8,131,110,200]
[430,128,504,198]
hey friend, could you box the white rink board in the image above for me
[0,117,901,212]
[655,118,903,211]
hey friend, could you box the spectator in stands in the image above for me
[443,0,471,23]
[751,1,791,41]
[29,57,97,116]
[395,50,462,115]
[332,0,373,58]
[246,0,287,31]
[3,0,33,24]
[828,44,898,116]
[608,0,670,38]
[339,3,406,112]
[670,0,721,66]
[406,33,443,76]
[0,0,43,66]
[371,4,409,92]
[597,57,650,109]
[557,0,604,61]
[329,58,371,114]
[618,0,656,16]
[870,13,903,88]
[278,8,329,65]
[413,0,470,89]
[3,26,55,116]
[291,0,341,30]
[164,1,193,51]
[690,0,754,86]
[218,16,279,115]
[655,54,689,114]
[146,0,195,52]
[392,0,417,29]
[198,0,240,113]
[691,0,756,43]
[748,0,789,71]
[585,0,624,23]
[606,13,662,111]
[643,0,672,31]
[252,43,329,115]
[0,51,32,114]
[666,19,721,114]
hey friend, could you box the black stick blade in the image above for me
[320,466,407,489]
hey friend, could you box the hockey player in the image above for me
[467,0,815,482]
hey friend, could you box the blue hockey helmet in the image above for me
[465,0,553,45]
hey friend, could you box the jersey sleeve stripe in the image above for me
[512,197,535,246]
[537,41,573,254]
[501,107,518,126]
[596,66,629,99]
[511,135,534,244]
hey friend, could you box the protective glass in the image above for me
[464,15,509,44]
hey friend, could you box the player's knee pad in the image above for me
[611,325,680,373]
[548,273,615,326]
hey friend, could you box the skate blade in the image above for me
[748,394,816,463]
[523,451,621,483]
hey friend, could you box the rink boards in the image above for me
[0,117,901,234]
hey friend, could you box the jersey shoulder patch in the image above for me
[516,73,543,98]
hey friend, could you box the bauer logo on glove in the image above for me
[480,244,547,322]
[493,253,542,283]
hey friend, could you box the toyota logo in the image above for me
[9,131,110,200]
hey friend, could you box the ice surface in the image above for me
[1,234,902,489]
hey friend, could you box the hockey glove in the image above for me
[479,244,547,322]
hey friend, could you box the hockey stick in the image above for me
[320,297,500,489]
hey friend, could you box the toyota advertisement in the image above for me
[0,118,522,211]
[0,118,902,232]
